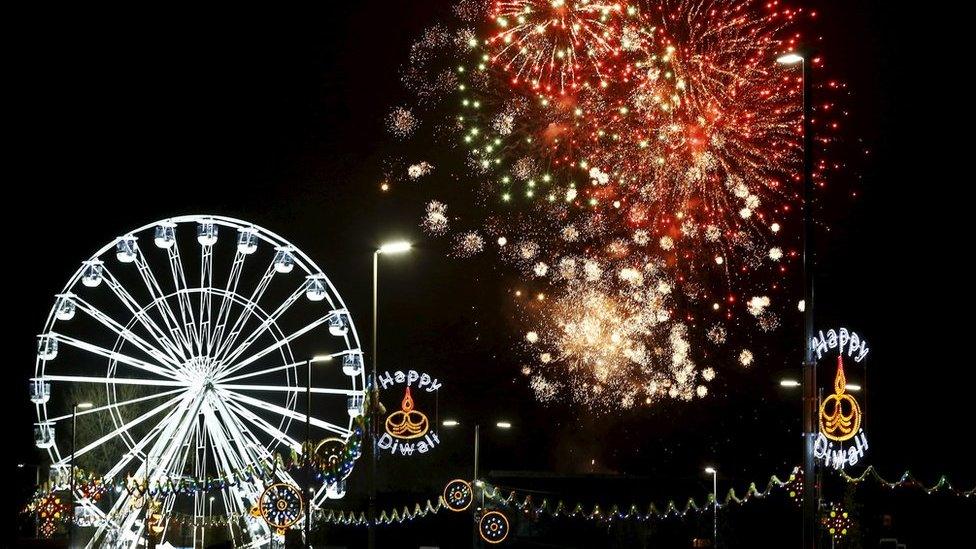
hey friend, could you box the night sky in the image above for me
[7,1,975,545]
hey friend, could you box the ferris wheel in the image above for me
[30,215,367,548]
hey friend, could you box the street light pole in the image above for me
[70,405,77,548]
[69,401,92,548]
[368,250,379,549]
[473,424,480,481]
[306,356,312,549]
[304,355,333,549]
[705,467,718,548]
[369,241,412,549]
[778,50,817,549]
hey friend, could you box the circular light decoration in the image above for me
[316,437,347,468]
[259,483,304,534]
[443,479,473,512]
[479,510,510,544]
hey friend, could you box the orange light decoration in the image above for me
[443,479,475,512]
[256,483,303,535]
[385,387,430,440]
[819,355,862,442]
[479,510,511,544]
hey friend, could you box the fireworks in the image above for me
[454,231,486,257]
[739,349,754,367]
[387,106,418,137]
[408,161,434,179]
[422,200,450,235]
[489,0,634,96]
[386,0,848,410]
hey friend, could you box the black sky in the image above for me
[6,0,975,539]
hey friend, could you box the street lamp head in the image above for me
[779,379,801,388]
[378,241,412,255]
[311,354,334,363]
[845,384,862,392]
[209,496,215,502]
[76,402,94,410]
[777,53,804,65]
[705,466,717,475]
[442,419,459,427]
[496,421,512,429]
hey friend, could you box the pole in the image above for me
[35,465,41,538]
[800,55,819,549]
[368,251,379,549]
[473,424,480,481]
[143,454,149,549]
[712,471,718,548]
[69,405,77,548]
[305,358,312,549]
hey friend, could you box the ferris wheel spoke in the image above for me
[147,393,208,483]
[72,296,183,370]
[134,394,200,481]
[102,401,186,480]
[45,387,185,423]
[132,245,195,354]
[53,394,184,467]
[43,374,187,387]
[216,284,308,373]
[202,400,245,473]
[219,383,359,396]
[48,333,185,382]
[199,244,214,353]
[102,267,188,362]
[212,260,278,363]
[208,393,274,468]
[210,250,247,357]
[217,361,304,384]
[221,396,302,451]
[216,314,334,379]
[166,242,202,351]
[189,414,205,482]
[225,390,350,438]
[202,400,248,473]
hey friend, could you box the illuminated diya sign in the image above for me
[813,328,869,470]
[377,369,442,456]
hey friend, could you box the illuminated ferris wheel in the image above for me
[30,215,366,548]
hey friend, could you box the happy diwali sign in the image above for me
[812,328,870,470]
[377,369,442,456]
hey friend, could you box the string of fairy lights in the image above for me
[315,465,975,529]
[25,464,974,537]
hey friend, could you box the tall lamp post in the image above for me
[777,50,817,549]
[305,354,334,549]
[369,240,412,549]
[69,401,93,548]
[440,419,512,482]
[18,463,44,537]
[442,419,512,548]
[704,467,718,548]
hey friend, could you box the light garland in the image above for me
[839,466,976,497]
[24,464,975,534]
[313,466,974,530]
[317,498,446,526]
[26,417,365,506]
